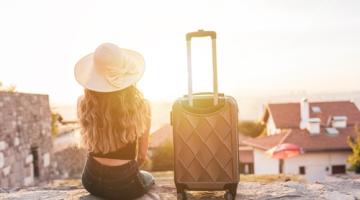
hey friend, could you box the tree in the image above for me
[238,120,266,138]
[51,112,60,137]
[347,124,360,173]
[0,81,16,92]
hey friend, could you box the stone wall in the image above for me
[0,91,53,188]
[53,146,87,179]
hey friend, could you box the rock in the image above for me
[323,191,355,200]
[284,181,306,191]
[306,183,325,191]
[354,191,360,199]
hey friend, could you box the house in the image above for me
[0,92,53,187]
[243,99,360,181]
[238,134,254,174]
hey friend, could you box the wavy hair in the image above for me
[77,86,150,154]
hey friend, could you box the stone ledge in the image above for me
[0,175,359,200]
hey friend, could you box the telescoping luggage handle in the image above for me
[186,30,219,107]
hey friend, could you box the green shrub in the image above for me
[0,81,16,92]
[347,125,360,173]
[151,139,173,171]
[238,120,266,138]
[51,112,59,137]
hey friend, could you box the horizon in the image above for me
[50,89,360,106]
[52,90,360,132]
[0,0,360,105]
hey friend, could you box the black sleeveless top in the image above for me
[89,140,137,160]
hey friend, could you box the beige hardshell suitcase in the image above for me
[171,30,239,200]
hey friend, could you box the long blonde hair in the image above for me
[77,86,150,153]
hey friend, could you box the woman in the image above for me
[74,43,155,200]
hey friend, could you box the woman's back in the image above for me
[74,43,155,200]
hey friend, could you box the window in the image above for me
[326,127,339,135]
[279,159,284,173]
[331,165,346,174]
[239,163,254,174]
[311,106,321,113]
[31,146,40,178]
[299,166,306,175]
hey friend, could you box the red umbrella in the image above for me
[266,143,304,159]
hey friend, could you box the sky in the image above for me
[0,0,360,105]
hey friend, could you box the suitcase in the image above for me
[171,30,239,200]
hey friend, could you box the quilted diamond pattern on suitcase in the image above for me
[173,101,237,183]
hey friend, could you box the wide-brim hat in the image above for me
[74,43,145,92]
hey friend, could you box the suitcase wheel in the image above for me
[224,183,238,200]
[177,192,187,200]
[224,191,234,200]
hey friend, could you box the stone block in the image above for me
[11,119,16,126]
[23,176,33,186]
[0,141,8,151]
[12,162,22,177]
[1,178,9,188]
[25,164,33,177]
[14,137,20,146]
[6,155,15,165]
[9,174,18,187]
[0,152,4,168]
[2,166,11,176]
[43,153,50,167]
[25,154,33,164]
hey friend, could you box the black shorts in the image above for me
[81,155,154,200]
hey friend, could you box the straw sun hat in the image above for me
[74,43,145,92]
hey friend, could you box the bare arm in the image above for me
[137,101,151,166]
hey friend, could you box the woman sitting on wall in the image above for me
[74,43,154,200]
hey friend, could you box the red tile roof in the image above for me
[263,101,360,128]
[238,134,252,147]
[243,127,357,152]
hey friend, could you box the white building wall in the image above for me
[267,114,278,136]
[253,149,279,174]
[283,151,350,182]
[253,149,351,181]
